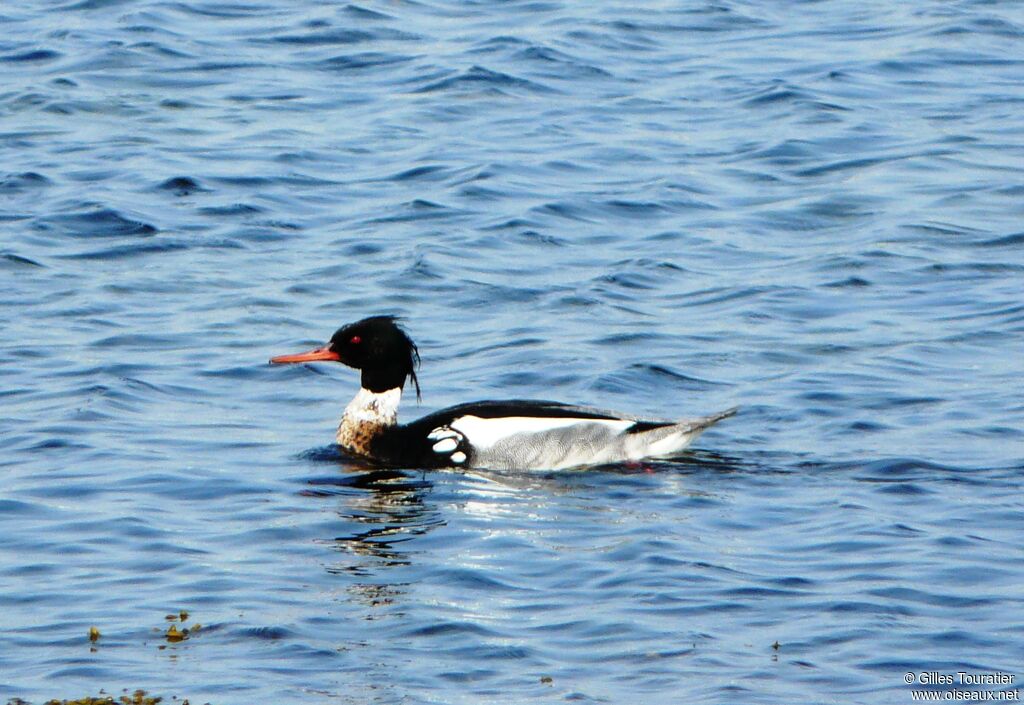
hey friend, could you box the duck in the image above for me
[270,316,736,471]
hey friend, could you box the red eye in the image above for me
[350,335,361,344]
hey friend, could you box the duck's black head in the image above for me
[271,315,421,399]
[330,316,420,397]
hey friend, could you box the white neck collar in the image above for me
[342,387,402,426]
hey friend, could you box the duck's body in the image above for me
[272,316,735,471]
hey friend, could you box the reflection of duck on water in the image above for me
[272,316,736,471]
[300,465,441,574]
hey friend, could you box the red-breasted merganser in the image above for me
[270,316,736,471]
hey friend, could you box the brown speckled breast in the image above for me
[336,419,388,458]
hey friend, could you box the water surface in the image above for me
[2,1,1023,703]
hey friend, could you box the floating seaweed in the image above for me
[38,689,167,705]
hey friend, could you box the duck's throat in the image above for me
[336,387,402,456]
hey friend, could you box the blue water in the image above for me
[2,1,1023,703]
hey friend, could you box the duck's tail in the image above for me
[628,406,738,459]
[685,406,739,433]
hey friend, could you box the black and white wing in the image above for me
[381,400,735,471]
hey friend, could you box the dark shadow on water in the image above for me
[297,444,781,496]
[301,468,431,496]
[294,443,349,463]
[296,444,432,495]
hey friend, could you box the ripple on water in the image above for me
[34,207,157,238]
[1,49,62,63]
[413,65,556,95]
[0,171,52,191]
